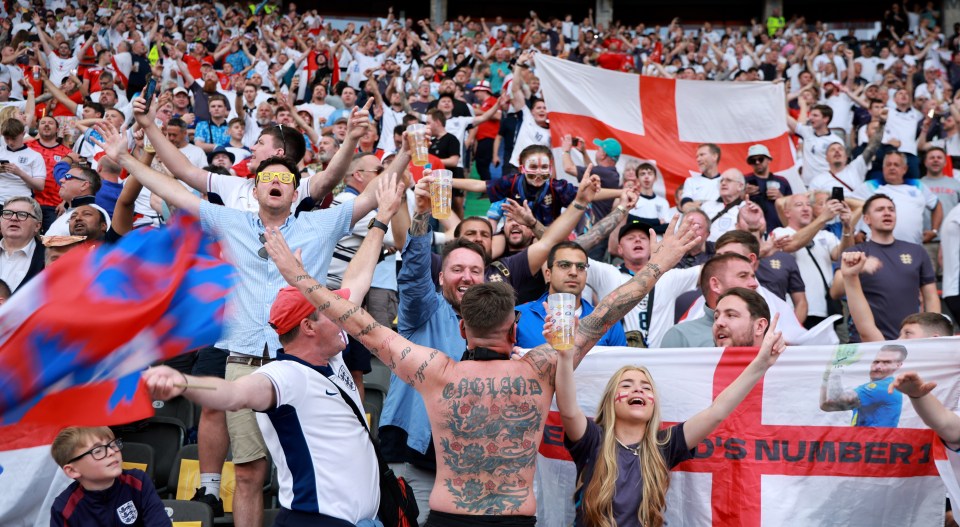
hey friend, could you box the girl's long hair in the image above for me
[579,365,672,527]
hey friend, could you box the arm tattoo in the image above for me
[305,283,324,295]
[532,221,546,239]
[294,274,310,282]
[575,266,660,362]
[410,210,431,236]
[358,321,384,337]
[337,305,362,323]
[574,206,626,251]
[862,124,884,165]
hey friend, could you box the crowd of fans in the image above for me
[4,1,960,526]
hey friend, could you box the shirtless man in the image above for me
[259,211,699,524]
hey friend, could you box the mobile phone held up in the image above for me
[831,187,844,203]
[143,78,157,103]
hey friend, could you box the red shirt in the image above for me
[476,96,499,141]
[596,52,632,72]
[28,141,72,207]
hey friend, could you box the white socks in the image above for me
[200,473,222,499]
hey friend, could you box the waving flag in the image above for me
[536,339,959,526]
[0,214,234,526]
[536,55,801,201]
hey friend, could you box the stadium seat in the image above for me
[112,416,185,495]
[162,499,214,527]
[363,357,391,395]
[152,396,196,432]
[263,508,280,526]
[120,441,155,483]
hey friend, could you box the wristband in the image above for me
[573,202,587,211]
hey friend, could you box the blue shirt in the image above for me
[96,179,124,218]
[515,292,626,348]
[194,120,230,147]
[852,376,902,427]
[379,229,465,455]
[226,50,251,74]
[198,199,354,356]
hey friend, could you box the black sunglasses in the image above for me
[747,157,767,164]
[258,232,268,259]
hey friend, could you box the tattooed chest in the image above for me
[433,376,547,514]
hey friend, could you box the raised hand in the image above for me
[502,198,536,229]
[413,171,434,214]
[90,120,130,161]
[756,313,785,369]
[840,251,868,278]
[375,171,405,220]
[143,365,187,400]
[574,170,601,204]
[648,214,701,270]
[889,372,937,397]
[347,98,374,141]
[262,226,307,287]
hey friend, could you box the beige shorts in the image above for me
[225,362,268,464]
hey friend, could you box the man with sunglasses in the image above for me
[0,196,44,293]
[45,162,102,236]
[93,114,391,527]
[744,144,792,231]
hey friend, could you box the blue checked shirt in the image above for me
[199,200,354,357]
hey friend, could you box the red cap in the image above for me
[269,286,349,335]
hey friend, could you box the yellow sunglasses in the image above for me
[257,171,296,184]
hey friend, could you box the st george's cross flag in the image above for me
[535,54,802,200]
[0,214,234,526]
[535,339,960,526]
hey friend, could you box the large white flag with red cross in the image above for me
[536,55,801,200]
[535,339,960,526]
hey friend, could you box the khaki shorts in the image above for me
[225,362,268,464]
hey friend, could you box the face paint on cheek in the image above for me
[615,392,630,402]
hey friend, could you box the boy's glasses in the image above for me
[67,438,124,463]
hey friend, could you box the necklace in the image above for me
[616,438,641,457]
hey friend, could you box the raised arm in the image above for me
[262,224,451,391]
[572,215,701,366]
[144,365,276,412]
[342,174,405,303]
[308,99,372,200]
[890,372,960,449]
[131,94,209,192]
[91,120,202,216]
[42,77,79,115]
[525,173,601,274]
[683,315,785,448]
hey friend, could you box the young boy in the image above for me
[49,427,168,526]
[629,162,671,231]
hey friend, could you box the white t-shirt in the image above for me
[297,102,336,131]
[0,144,45,204]
[46,52,79,85]
[885,107,924,156]
[941,204,960,297]
[794,123,842,184]
[701,199,745,242]
[206,171,312,213]
[806,157,868,193]
[852,181,939,244]
[254,355,379,522]
[823,92,855,134]
[508,105,550,167]
[181,143,209,169]
[377,106,406,154]
[772,227,840,317]
[682,174,721,204]
[629,194,671,223]
[855,56,882,83]
[586,261,701,347]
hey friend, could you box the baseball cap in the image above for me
[746,144,772,160]
[472,81,492,93]
[618,215,654,239]
[172,87,189,96]
[593,138,622,160]
[269,286,350,335]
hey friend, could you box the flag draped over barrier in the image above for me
[536,339,960,526]
[536,55,802,199]
[0,214,234,526]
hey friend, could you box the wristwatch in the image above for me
[368,218,388,232]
